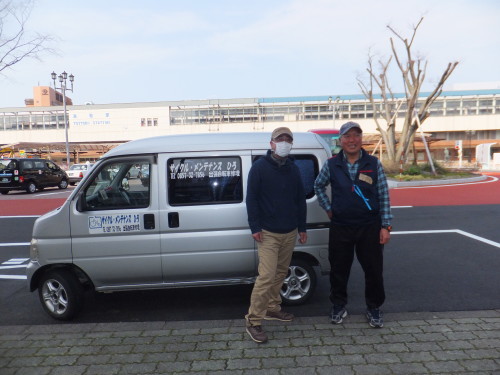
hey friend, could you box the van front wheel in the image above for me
[38,270,84,320]
[281,259,317,306]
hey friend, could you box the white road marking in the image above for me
[0,216,40,219]
[2,258,29,265]
[0,265,27,270]
[0,275,26,280]
[392,229,500,249]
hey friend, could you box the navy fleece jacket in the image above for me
[246,150,307,234]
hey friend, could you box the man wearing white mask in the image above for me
[245,127,308,343]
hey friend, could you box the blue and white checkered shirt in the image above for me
[314,151,392,226]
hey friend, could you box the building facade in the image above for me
[1,88,499,168]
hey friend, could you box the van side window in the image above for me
[34,161,45,169]
[83,161,150,210]
[23,160,34,169]
[252,154,318,199]
[168,156,243,206]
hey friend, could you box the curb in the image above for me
[388,174,488,188]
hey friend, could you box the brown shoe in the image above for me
[246,325,268,343]
[264,310,294,322]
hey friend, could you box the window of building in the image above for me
[168,156,242,206]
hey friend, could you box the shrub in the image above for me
[404,165,422,175]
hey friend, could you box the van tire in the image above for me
[26,181,37,194]
[281,258,317,306]
[58,179,68,189]
[38,270,84,320]
[0,190,8,195]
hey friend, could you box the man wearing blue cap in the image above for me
[314,121,392,328]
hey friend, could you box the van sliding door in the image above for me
[158,151,255,284]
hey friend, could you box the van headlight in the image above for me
[30,239,39,260]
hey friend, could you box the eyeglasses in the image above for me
[274,136,293,143]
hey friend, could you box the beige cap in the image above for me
[271,127,293,140]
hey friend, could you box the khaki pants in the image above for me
[245,229,298,327]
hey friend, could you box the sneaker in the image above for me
[246,325,268,343]
[264,310,294,322]
[330,305,348,324]
[366,308,384,328]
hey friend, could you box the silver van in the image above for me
[27,132,331,320]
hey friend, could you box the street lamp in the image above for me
[328,96,341,129]
[51,71,75,169]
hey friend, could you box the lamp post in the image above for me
[51,71,74,169]
[328,96,340,129]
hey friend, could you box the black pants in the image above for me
[328,221,385,309]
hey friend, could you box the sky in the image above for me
[0,0,499,107]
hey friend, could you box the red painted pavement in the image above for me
[0,173,499,216]
[390,173,500,207]
[0,198,66,216]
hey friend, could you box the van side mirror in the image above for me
[76,192,86,212]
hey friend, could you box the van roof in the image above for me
[103,132,327,158]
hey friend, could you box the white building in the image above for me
[1,88,499,167]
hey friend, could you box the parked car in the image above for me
[67,163,94,185]
[26,132,331,320]
[0,158,68,194]
[125,164,143,179]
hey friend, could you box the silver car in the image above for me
[66,163,94,185]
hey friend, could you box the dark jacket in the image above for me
[328,149,380,226]
[246,150,307,234]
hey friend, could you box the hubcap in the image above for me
[281,265,311,301]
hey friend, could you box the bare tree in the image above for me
[357,17,458,167]
[0,0,54,74]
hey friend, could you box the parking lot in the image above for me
[0,175,499,325]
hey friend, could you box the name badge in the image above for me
[359,173,373,185]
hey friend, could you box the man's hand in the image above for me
[380,228,391,245]
[298,232,307,244]
[252,232,263,242]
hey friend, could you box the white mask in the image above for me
[274,141,292,157]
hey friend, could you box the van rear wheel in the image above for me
[281,259,317,306]
[0,190,8,195]
[26,182,37,194]
[58,179,68,189]
[38,270,84,320]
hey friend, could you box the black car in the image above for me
[0,158,69,194]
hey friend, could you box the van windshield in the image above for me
[316,133,341,155]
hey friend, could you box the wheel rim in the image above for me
[281,265,311,301]
[60,180,68,189]
[28,183,36,193]
[41,279,69,315]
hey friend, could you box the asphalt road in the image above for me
[1,177,499,325]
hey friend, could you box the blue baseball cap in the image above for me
[339,122,362,136]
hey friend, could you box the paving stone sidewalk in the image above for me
[1,310,499,375]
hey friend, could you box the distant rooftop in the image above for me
[258,89,500,103]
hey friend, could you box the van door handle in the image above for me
[144,214,155,230]
[168,212,179,228]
